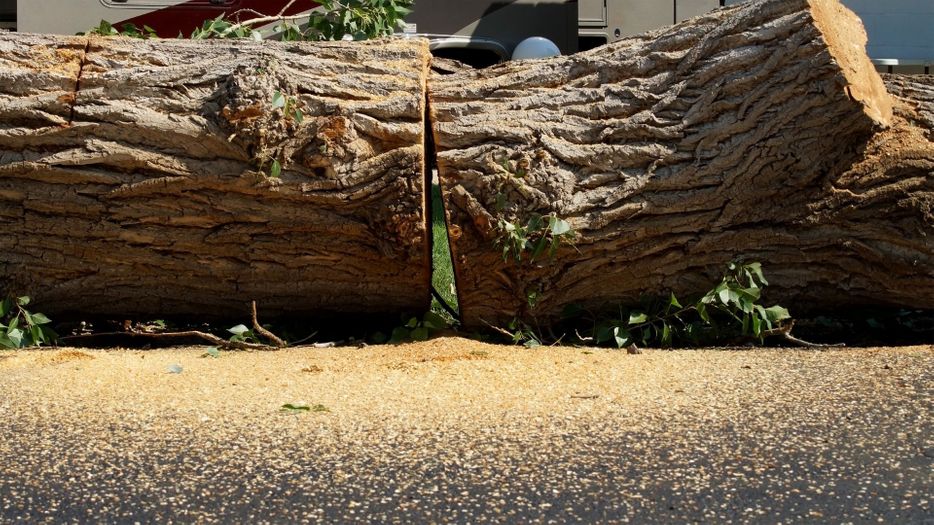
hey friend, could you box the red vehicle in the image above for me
[2,0,930,72]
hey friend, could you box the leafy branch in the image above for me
[373,311,450,344]
[0,296,57,349]
[87,0,414,42]
[498,261,827,349]
[82,20,158,38]
[589,262,791,348]
[497,213,575,263]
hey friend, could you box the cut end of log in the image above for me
[808,0,892,126]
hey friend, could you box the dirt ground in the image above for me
[0,339,931,522]
[1,339,930,427]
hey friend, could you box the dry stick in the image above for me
[481,318,516,340]
[251,300,288,348]
[58,331,278,351]
[222,0,308,36]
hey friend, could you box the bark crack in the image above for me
[67,37,92,127]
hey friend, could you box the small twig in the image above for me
[252,301,287,348]
[286,331,320,347]
[222,0,310,36]
[480,318,515,340]
[228,8,265,24]
[761,321,845,348]
[228,0,302,25]
[292,341,342,349]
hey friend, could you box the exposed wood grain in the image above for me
[0,34,432,319]
[431,0,932,327]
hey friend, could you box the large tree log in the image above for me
[0,34,431,319]
[431,0,933,327]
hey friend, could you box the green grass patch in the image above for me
[430,183,459,324]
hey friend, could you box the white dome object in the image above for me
[511,37,561,61]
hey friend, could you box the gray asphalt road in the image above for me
[0,341,931,523]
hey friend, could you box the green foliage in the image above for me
[506,318,542,348]
[497,213,575,263]
[271,90,304,124]
[86,0,413,42]
[0,296,57,349]
[279,0,414,42]
[228,324,261,344]
[430,184,459,324]
[252,90,305,179]
[190,14,262,40]
[82,20,158,38]
[377,311,449,344]
[587,261,791,349]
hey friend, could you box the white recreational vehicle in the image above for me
[1,0,931,72]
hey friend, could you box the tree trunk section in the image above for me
[431,0,933,328]
[0,34,431,319]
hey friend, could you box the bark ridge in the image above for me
[430,0,932,327]
[0,34,431,319]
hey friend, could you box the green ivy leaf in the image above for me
[422,311,447,331]
[228,324,250,336]
[270,159,282,178]
[7,328,23,348]
[271,91,286,109]
[669,292,682,309]
[551,218,572,236]
[745,262,768,286]
[0,297,10,317]
[410,326,430,341]
[628,312,648,325]
[661,322,672,347]
[389,326,410,344]
[595,324,613,344]
[41,326,58,343]
[30,313,52,325]
[763,306,791,323]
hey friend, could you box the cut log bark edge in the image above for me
[808,0,892,126]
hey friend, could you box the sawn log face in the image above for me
[0,34,431,318]
[431,0,932,327]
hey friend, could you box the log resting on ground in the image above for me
[430,0,933,328]
[0,34,431,319]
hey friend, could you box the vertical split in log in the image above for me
[431,0,931,328]
[0,35,432,319]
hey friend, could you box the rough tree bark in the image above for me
[0,34,431,319]
[431,0,933,327]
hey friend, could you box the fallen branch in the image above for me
[58,330,279,351]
